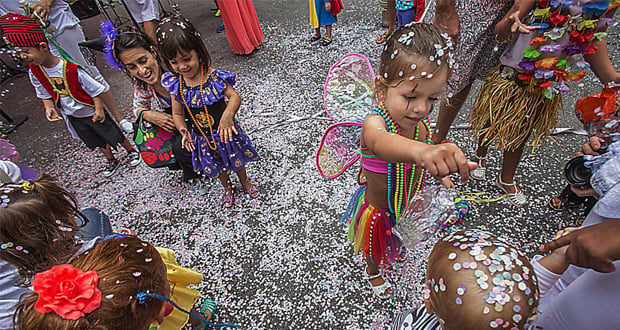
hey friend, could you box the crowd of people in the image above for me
[0,0,619,328]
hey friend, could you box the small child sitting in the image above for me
[0,13,140,178]
[393,229,539,329]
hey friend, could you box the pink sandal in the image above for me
[243,180,259,199]
[222,186,234,208]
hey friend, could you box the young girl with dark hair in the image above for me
[157,16,261,208]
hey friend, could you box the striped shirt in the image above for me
[392,306,441,330]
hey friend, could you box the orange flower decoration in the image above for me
[535,57,559,69]
[529,37,546,47]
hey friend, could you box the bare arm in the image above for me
[92,96,105,123]
[42,99,61,121]
[171,99,193,151]
[363,114,475,181]
[218,83,241,143]
[495,0,538,43]
[434,0,459,39]
[584,39,620,85]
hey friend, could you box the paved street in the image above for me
[1,0,618,328]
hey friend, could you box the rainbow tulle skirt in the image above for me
[340,185,403,266]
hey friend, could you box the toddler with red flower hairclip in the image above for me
[14,236,236,330]
[467,0,620,207]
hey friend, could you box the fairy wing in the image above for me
[323,53,376,123]
[316,122,362,179]
[317,53,375,179]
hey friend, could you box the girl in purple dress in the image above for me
[157,17,260,208]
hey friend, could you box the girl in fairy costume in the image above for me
[468,0,620,206]
[328,24,476,299]
[157,16,260,208]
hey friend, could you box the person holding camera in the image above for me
[523,136,620,329]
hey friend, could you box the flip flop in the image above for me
[310,35,321,42]
[321,38,332,46]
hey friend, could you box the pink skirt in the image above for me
[218,0,265,55]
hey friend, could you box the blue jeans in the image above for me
[77,208,112,241]
[397,8,416,27]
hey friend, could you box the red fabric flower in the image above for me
[539,81,553,88]
[584,44,598,55]
[570,30,594,44]
[549,10,569,26]
[32,264,101,320]
[539,0,550,8]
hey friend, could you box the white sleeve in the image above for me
[531,255,563,299]
[28,70,52,99]
[76,67,107,98]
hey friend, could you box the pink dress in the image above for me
[217,0,264,55]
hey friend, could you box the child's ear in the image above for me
[39,42,49,52]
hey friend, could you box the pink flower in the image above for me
[32,264,101,320]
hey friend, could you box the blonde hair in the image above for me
[378,23,452,90]
[426,229,539,329]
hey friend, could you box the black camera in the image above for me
[564,140,612,187]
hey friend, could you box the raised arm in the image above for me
[363,114,474,181]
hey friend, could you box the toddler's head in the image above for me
[375,23,455,129]
[0,13,51,66]
[0,174,83,284]
[156,16,211,80]
[425,229,539,329]
[15,236,169,330]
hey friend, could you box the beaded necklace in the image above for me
[179,66,218,151]
[372,103,431,219]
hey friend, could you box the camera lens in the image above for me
[564,156,592,187]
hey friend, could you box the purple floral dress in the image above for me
[161,69,260,178]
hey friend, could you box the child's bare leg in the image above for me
[499,143,526,194]
[235,167,251,188]
[99,91,125,123]
[326,25,333,40]
[475,136,490,168]
[218,172,234,207]
[365,257,391,294]
[313,27,321,38]
[100,145,114,159]
[120,138,135,152]
[432,82,473,144]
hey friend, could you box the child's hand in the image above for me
[92,109,105,123]
[325,1,331,12]
[419,143,477,183]
[437,176,455,189]
[179,127,195,151]
[509,11,539,35]
[218,114,237,144]
[45,107,62,122]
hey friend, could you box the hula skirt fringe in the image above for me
[469,66,562,152]
[191,121,260,178]
[341,185,402,266]
[156,248,204,330]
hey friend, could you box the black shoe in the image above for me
[103,158,120,177]
[310,35,321,42]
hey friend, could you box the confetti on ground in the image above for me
[3,1,618,329]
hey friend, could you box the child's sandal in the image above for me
[222,186,234,208]
[194,299,217,330]
[243,180,259,199]
[363,267,392,300]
